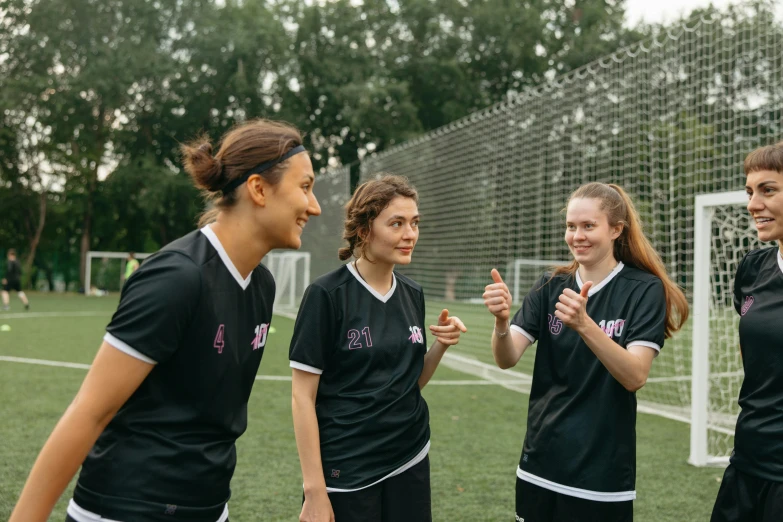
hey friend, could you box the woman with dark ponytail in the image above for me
[483,182,688,522]
[289,175,467,522]
[11,119,321,522]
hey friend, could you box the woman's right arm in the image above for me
[291,369,334,522]
[10,341,154,522]
[484,269,532,369]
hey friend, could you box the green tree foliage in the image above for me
[0,0,654,287]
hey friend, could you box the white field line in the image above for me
[0,356,92,370]
[1,355,737,434]
[1,311,737,430]
[0,311,110,320]
[0,356,497,385]
[647,371,743,383]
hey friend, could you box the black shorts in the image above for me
[3,279,21,292]
[326,455,431,522]
[710,464,783,522]
[516,477,633,522]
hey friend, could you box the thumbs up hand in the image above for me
[429,309,468,346]
[555,281,593,332]
[483,269,512,321]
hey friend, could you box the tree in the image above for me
[2,0,182,286]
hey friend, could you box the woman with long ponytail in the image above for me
[483,182,688,522]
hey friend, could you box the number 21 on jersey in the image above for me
[348,327,373,349]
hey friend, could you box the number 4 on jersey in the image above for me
[213,324,225,354]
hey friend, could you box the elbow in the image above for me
[69,392,119,431]
[624,375,647,393]
[291,389,316,413]
[291,392,305,411]
[494,356,516,370]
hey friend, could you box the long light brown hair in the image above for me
[553,182,688,338]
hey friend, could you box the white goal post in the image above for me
[262,251,311,312]
[690,190,753,467]
[84,251,154,295]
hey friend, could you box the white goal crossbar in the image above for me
[689,190,747,467]
[510,259,570,302]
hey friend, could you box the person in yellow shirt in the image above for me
[123,253,139,284]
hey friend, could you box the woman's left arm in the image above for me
[419,309,467,389]
[573,321,657,392]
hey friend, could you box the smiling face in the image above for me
[262,153,321,249]
[746,169,783,247]
[363,196,420,266]
[565,197,623,269]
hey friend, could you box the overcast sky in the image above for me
[625,0,783,26]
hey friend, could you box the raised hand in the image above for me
[429,309,467,346]
[482,269,512,321]
[554,281,593,332]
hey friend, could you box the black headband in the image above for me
[221,144,306,195]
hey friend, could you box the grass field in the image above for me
[0,293,726,521]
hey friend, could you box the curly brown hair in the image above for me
[338,175,418,261]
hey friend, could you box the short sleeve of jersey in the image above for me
[624,279,667,352]
[510,275,548,343]
[105,252,202,364]
[289,283,335,375]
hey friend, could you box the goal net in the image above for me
[690,191,764,466]
[85,251,153,295]
[357,6,782,464]
[262,164,351,318]
[299,165,352,281]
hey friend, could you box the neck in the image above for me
[577,253,620,286]
[355,257,395,294]
[209,213,271,279]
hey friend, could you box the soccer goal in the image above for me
[510,259,570,303]
[84,251,154,295]
[690,190,760,467]
[262,251,310,314]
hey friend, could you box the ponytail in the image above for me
[552,182,688,338]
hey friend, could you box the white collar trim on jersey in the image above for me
[778,248,783,276]
[346,262,397,303]
[200,224,252,290]
[575,261,625,297]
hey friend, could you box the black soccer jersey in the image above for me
[5,258,21,282]
[71,225,275,522]
[730,246,783,482]
[289,263,430,491]
[510,262,666,501]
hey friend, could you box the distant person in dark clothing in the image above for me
[2,249,29,311]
